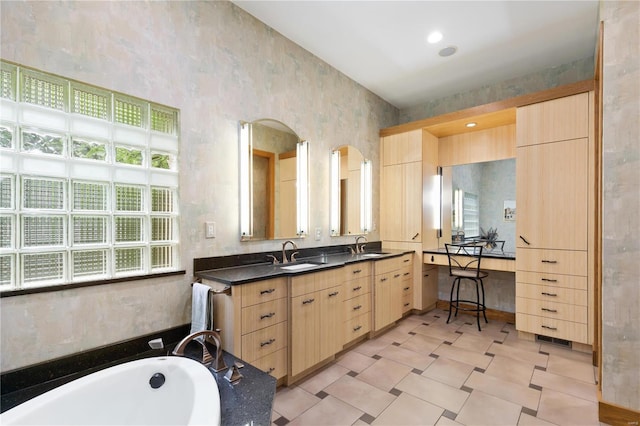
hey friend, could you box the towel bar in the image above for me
[191,280,232,295]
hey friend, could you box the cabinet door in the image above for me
[382,130,422,166]
[381,164,404,241]
[319,285,343,360]
[374,272,402,331]
[290,293,320,376]
[403,161,423,242]
[516,138,588,251]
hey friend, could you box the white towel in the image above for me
[190,283,211,334]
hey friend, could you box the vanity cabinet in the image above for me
[290,268,343,378]
[515,92,594,345]
[210,277,289,380]
[342,262,372,345]
[373,255,410,331]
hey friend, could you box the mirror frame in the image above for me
[329,145,372,237]
[239,119,309,241]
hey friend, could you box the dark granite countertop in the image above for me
[197,249,411,285]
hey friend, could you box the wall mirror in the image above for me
[330,145,372,236]
[239,119,309,241]
[442,158,516,252]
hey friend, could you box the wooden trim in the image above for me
[435,300,515,324]
[252,148,275,239]
[380,80,596,137]
[599,396,640,426]
[595,20,604,389]
[279,149,297,160]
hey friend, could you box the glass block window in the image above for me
[0,125,13,149]
[1,60,179,291]
[72,138,107,161]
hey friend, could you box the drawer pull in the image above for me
[541,325,557,331]
[541,278,558,283]
[403,258,410,263]
[260,312,276,320]
[403,272,410,276]
[404,303,410,307]
[541,260,558,264]
[541,308,558,313]
[260,338,276,347]
[302,298,315,304]
[353,325,362,332]
[519,235,531,246]
[353,304,362,311]
[260,288,276,295]
[353,285,362,291]
[353,269,362,274]
[412,232,420,240]
[541,292,557,297]
[394,274,401,278]
[403,286,410,291]
[424,274,429,277]
[380,277,388,282]
[266,367,275,374]
[329,291,339,297]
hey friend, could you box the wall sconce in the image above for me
[239,122,252,239]
[330,150,341,236]
[435,166,443,238]
[453,188,464,229]
[360,159,372,232]
[296,140,309,236]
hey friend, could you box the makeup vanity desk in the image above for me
[423,248,516,272]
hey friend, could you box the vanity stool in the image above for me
[445,243,489,331]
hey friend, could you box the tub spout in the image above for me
[172,330,227,372]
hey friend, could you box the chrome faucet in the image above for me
[281,240,298,263]
[355,236,367,253]
[172,330,227,372]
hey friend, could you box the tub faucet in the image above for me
[172,330,227,372]
[355,236,367,253]
[281,240,298,264]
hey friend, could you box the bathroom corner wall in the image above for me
[0,1,397,371]
[600,0,640,411]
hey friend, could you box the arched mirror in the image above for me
[239,119,309,241]
[330,145,372,236]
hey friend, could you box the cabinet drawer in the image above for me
[517,271,587,290]
[516,297,587,323]
[251,347,287,380]
[343,293,371,319]
[516,282,587,306]
[343,275,371,300]
[401,267,412,281]
[291,269,342,297]
[423,253,449,266]
[516,249,587,276]
[344,262,372,278]
[402,291,413,313]
[375,257,400,274]
[241,298,287,335]
[400,253,413,266]
[516,313,587,343]
[241,321,287,362]
[241,278,288,307]
[344,312,371,343]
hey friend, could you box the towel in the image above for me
[190,283,211,334]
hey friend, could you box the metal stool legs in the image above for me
[446,276,488,331]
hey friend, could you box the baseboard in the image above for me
[436,299,516,324]
[599,396,640,425]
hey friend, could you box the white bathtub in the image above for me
[1,356,220,425]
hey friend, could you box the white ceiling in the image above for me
[233,1,600,109]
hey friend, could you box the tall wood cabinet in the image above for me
[515,92,595,345]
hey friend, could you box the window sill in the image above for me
[0,270,186,298]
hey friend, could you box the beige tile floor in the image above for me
[272,309,606,426]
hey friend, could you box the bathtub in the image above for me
[0,356,220,425]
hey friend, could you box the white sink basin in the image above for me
[361,253,385,257]
[280,263,321,271]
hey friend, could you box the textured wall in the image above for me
[400,57,594,123]
[0,0,397,371]
[600,0,640,411]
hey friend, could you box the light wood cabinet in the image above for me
[289,269,344,378]
[373,256,409,331]
[210,277,288,380]
[342,262,372,345]
[515,92,594,345]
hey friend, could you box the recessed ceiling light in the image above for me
[439,46,457,57]
[466,122,477,128]
[427,31,443,44]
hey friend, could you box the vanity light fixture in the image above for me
[435,166,443,238]
[296,140,309,236]
[239,122,252,239]
[465,122,477,128]
[360,159,372,232]
[330,150,341,236]
[453,188,464,229]
[427,31,443,44]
